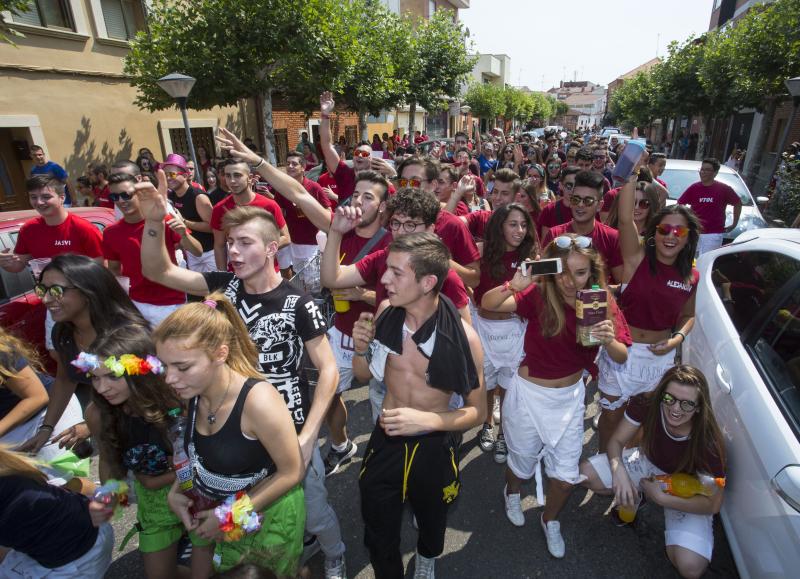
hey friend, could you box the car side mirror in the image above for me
[756,196,769,210]
[773,465,800,514]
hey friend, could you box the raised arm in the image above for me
[320,207,369,289]
[319,91,341,175]
[617,176,644,282]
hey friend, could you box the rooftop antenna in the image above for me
[656,32,661,57]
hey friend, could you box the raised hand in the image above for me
[216,127,262,166]
[455,174,476,200]
[320,91,336,116]
[134,168,169,222]
[352,312,375,354]
[330,205,361,235]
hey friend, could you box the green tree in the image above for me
[0,0,30,44]
[609,71,657,131]
[462,83,505,126]
[398,11,477,138]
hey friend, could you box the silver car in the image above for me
[660,159,768,242]
[685,227,800,578]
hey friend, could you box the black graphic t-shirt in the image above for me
[203,272,327,429]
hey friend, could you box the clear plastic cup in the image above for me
[116,276,131,294]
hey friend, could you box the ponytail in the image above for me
[0,446,47,484]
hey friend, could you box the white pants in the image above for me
[132,301,183,328]
[502,374,587,505]
[697,233,723,256]
[474,314,525,391]
[587,448,715,560]
[186,249,217,273]
[328,326,355,394]
[0,522,113,578]
[598,343,675,410]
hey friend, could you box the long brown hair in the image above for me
[152,293,262,380]
[640,365,725,474]
[0,327,43,385]
[604,181,662,231]
[644,205,701,281]
[538,235,608,337]
[0,445,47,484]
[89,326,181,479]
[482,204,539,283]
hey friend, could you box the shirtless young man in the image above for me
[351,232,486,579]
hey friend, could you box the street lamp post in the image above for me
[157,72,200,182]
[460,105,471,138]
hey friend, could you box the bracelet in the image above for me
[353,349,369,357]
[215,492,262,542]
[671,331,686,343]
[253,158,265,170]
[503,280,513,292]
[38,424,54,432]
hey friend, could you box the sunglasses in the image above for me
[397,178,422,188]
[164,171,186,178]
[34,283,77,300]
[554,235,592,250]
[109,192,133,203]
[389,218,425,232]
[661,392,698,413]
[547,163,561,170]
[353,150,371,158]
[569,195,598,207]
[656,223,689,238]
[635,199,651,209]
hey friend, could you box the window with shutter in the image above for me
[13,0,74,31]
[101,0,128,40]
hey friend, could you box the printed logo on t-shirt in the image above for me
[666,280,692,292]
[699,197,714,203]
[54,240,71,246]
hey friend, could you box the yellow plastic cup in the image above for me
[333,294,350,313]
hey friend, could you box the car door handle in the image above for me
[772,466,800,514]
[715,364,732,394]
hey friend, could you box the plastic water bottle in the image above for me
[655,473,726,498]
[168,408,216,514]
[611,139,646,184]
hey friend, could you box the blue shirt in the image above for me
[477,154,497,177]
[30,161,71,205]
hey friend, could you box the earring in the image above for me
[646,236,656,247]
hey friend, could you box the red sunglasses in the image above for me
[656,224,689,238]
[353,150,371,158]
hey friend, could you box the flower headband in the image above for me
[72,352,164,378]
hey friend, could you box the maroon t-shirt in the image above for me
[333,160,357,204]
[334,229,391,334]
[619,258,699,331]
[625,394,725,477]
[434,210,480,266]
[274,177,333,245]
[465,210,492,240]
[514,284,631,380]
[448,200,470,217]
[355,248,469,309]
[543,221,623,281]
[317,172,339,206]
[538,199,572,233]
[601,187,621,213]
[93,184,113,209]
[677,180,740,234]
[474,250,520,307]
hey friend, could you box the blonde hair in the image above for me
[0,327,43,385]
[0,445,47,484]
[152,293,262,380]
[222,206,279,246]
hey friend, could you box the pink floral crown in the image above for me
[72,352,164,378]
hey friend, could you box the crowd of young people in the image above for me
[0,109,729,579]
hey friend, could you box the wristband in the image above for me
[353,349,369,357]
[503,280,512,292]
[253,158,265,170]
[38,424,54,432]
[671,331,686,343]
[215,492,262,542]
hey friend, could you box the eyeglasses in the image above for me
[164,171,185,178]
[353,150,371,158]
[553,235,592,250]
[655,223,689,238]
[389,218,425,232]
[34,283,77,300]
[569,195,598,207]
[109,192,133,203]
[397,178,422,188]
[661,392,698,413]
[635,199,651,209]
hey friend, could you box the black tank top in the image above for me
[121,414,171,475]
[187,378,276,499]
[169,186,214,252]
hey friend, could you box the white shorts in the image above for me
[45,309,55,351]
[0,522,113,578]
[502,374,587,505]
[598,343,675,410]
[474,314,526,391]
[185,249,217,273]
[587,448,715,560]
[328,326,355,394]
[697,233,724,256]
[132,301,183,328]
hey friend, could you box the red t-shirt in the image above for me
[465,210,492,240]
[538,199,573,233]
[102,219,185,306]
[333,160,357,204]
[448,200,470,217]
[677,180,741,234]
[14,213,103,259]
[625,394,725,477]
[334,230,392,334]
[317,172,339,206]
[601,187,621,213]
[434,210,480,266]
[355,248,469,309]
[514,284,631,380]
[209,193,286,231]
[274,177,333,245]
[93,184,113,209]
[619,258,699,331]
[474,250,520,307]
[543,221,623,282]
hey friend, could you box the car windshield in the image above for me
[660,168,753,206]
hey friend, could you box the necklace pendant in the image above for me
[207,414,216,425]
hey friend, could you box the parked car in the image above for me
[660,159,768,242]
[600,127,621,138]
[0,207,116,359]
[684,227,800,579]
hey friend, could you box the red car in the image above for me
[0,207,116,361]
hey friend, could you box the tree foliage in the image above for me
[0,0,32,44]
[463,84,558,126]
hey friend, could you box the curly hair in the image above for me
[385,187,440,226]
[482,204,539,283]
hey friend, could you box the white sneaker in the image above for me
[324,555,346,579]
[540,514,565,558]
[414,552,435,578]
[503,485,525,527]
[493,396,501,423]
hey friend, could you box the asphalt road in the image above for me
[104,380,739,578]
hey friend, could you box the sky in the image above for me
[459,0,712,90]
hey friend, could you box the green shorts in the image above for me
[133,481,212,553]
[213,485,305,577]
